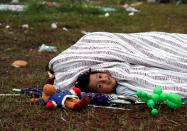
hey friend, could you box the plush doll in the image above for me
[31,84,90,110]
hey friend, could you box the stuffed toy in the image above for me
[31,84,90,110]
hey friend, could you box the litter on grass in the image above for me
[21,24,29,29]
[0,4,26,12]
[51,23,57,29]
[125,7,140,13]
[97,6,117,12]
[11,60,28,68]
[62,27,68,31]
[38,44,57,52]
[5,25,10,29]
[42,1,58,7]
[104,12,110,17]
[122,3,141,16]
[128,12,134,16]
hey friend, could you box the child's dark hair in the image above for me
[75,69,95,92]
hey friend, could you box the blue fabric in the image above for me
[20,88,63,97]
[116,84,137,97]
[39,98,45,104]
[48,92,73,107]
[80,92,109,106]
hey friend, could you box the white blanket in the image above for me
[49,32,187,98]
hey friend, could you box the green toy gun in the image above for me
[136,86,182,115]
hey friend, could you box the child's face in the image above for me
[88,72,116,93]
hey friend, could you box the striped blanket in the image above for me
[49,32,187,98]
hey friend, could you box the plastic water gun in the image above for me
[136,86,182,115]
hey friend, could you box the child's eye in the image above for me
[97,84,102,88]
[98,74,102,78]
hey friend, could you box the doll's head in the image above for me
[42,84,56,102]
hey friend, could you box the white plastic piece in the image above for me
[6,25,10,28]
[125,7,140,12]
[62,27,68,31]
[104,12,110,17]
[12,88,21,92]
[51,23,57,29]
[128,12,134,16]
[21,24,29,28]
[38,44,57,52]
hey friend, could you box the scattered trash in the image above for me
[97,6,117,12]
[0,5,26,12]
[62,27,68,31]
[42,1,58,7]
[81,31,91,35]
[104,12,110,17]
[38,44,57,52]
[128,12,134,16]
[21,24,29,29]
[130,2,143,7]
[122,3,129,8]
[125,7,140,13]
[51,23,57,29]
[11,0,19,4]
[122,3,140,16]
[5,25,10,29]
[12,88,21,92]
[11,60,28,68]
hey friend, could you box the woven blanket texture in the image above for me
[49,32,187,98]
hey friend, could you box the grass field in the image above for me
[0,0,187,130]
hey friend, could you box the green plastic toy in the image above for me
[136,86,182,115]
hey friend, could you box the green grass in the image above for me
[0,0,187,130]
